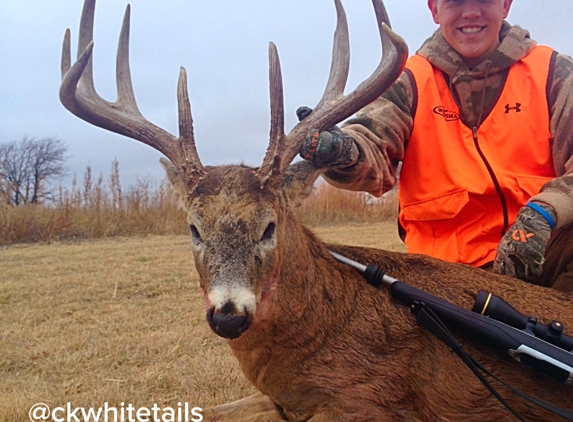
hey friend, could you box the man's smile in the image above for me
[460,26,485,34]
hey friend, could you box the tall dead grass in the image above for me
[0,161,398,245]
[0,161,186,245]
[295,180,398,226]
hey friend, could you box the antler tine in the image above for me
[372,0,392,30]
[75,0,97,97]
[116,4,139,115]
[316,0,350,107]
[177,67,204,181]
[59,0,204,184]
[61,29,72,79]
[257,0,408,187]
[257,42,285,187]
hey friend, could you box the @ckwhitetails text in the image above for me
[29,402,203,422]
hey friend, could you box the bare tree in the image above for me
[0,137,68,205]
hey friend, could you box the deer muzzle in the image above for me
[207,301,252,339]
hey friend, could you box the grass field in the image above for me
[0,222,406,421]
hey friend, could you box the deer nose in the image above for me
[206,301,252,339]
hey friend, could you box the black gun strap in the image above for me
[414,302,573,421]
[468,353,573,420]
[414,303,526,421]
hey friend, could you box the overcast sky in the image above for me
[2,0,573,187]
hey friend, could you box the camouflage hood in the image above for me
[413,22,538,128]
[416,21,537,78]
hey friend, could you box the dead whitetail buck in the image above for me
[60,0,573,420]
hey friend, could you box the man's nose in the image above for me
[461,1,482,20]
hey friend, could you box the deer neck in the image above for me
[229,211,361,358]
[226,213,400,407]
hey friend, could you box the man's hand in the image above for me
[296,106,359,169]
[494,202,556,281]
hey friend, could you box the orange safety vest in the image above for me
[399,46,557,267]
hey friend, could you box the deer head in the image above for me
[60,0,408,339]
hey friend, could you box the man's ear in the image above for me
[281,161,324,207]
[502,0,513,19]
[160,158,188,210]
[427,0,440,24]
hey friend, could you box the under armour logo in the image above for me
[504,103,522,114]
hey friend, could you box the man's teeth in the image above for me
[462,27,483,34]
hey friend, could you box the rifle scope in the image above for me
[473,291,573,352]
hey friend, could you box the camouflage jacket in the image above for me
[329,22,573,229]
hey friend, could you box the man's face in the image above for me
[428,0,513,67]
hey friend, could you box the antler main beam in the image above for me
[257,0,408,188]
[59,0,204,185]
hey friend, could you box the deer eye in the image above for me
[260,222,276,242]
[190,225,203,243]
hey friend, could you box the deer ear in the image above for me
[160,158,189,210]
[281,161,324,206]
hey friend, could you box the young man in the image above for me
[299,0,573,291]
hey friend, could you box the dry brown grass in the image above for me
[0,223,405,421]
[296,181,399,226]
[0,163,398,245]
[0,161,188,245]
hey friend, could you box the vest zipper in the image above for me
[472,126,509,236]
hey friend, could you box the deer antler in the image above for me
[256,0,408,188]
[59,0,204,188]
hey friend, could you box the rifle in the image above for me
[329,250,573,421]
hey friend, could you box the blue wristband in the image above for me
[526,202,556,229]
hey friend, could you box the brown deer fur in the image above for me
[59,0,573,419]
[162,161,573,422]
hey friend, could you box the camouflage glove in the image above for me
[494,202,556,281]
[296,106,359,169]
